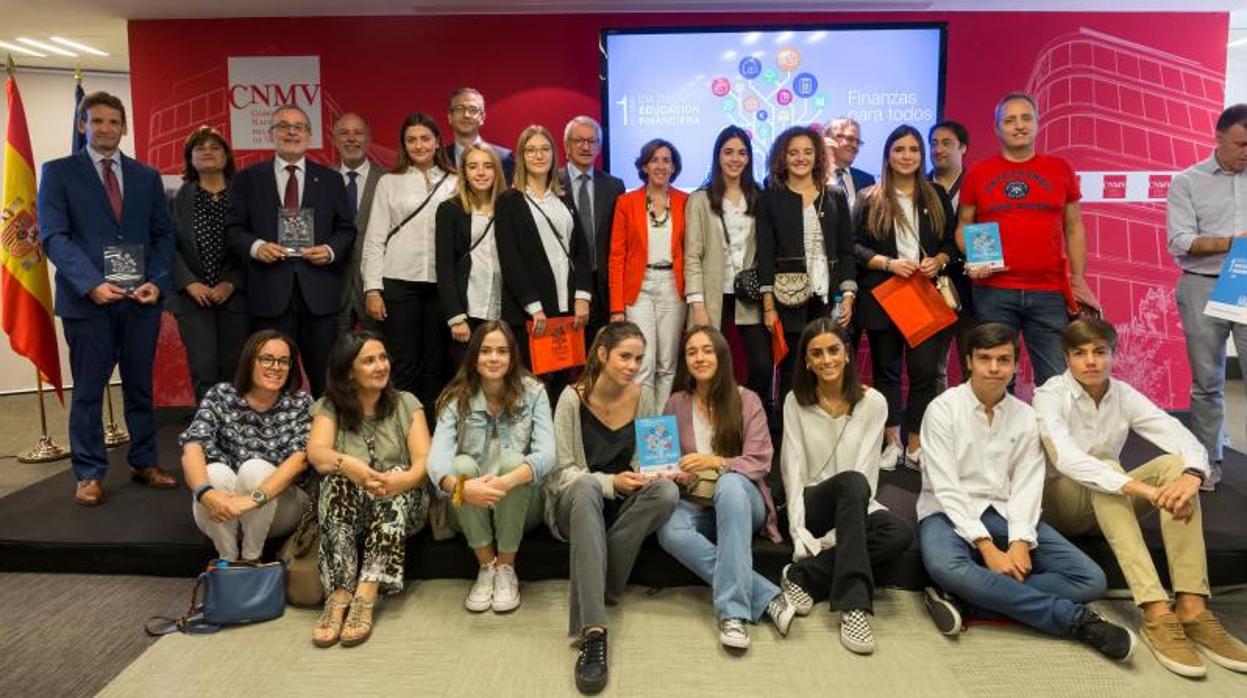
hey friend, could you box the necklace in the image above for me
[646,192,670,226]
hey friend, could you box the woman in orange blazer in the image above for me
[608,139,689,409]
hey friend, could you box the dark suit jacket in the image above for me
[851,187,958,332]
[850,166,875,194]
[169,181,246,315]
[755,185,855,333]
[440,141,516,182]
[339,161,385,314]
[557,166,625,316]
[225,159,356,319]
[494,188,592,325]
[38,149,176,319]
[434,197,496,323]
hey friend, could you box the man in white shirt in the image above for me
[1035,318,1247,677]
[917,323,1136,662]
[332,112,384,335]
[823,117,875,209]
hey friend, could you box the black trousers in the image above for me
[382,279,449,426]
[722,296,774,420]
[174,296,249,403]
[866,326,951,434]
[251,277,337,397]
[787,470,913,613]
[777,297,828,415]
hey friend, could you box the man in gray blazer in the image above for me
[333,112,385,335]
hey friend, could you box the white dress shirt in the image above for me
[832,166,857,207]
[338,160,371,210]
[1033,371,1210,493]
[781,388,888,560]
[361,166,456,290]
[803,203,830,302]
[87,146,124,195]
[916,383,1046,548]
[251,157,318,260]
[894,190,920,262]
[463,211,501,322]
[721,197,750,294]
[524,187,589,315]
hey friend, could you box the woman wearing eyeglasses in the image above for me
[179,329,314,563]
[361,112,458,426]
[495,125,593,404]
[306,330,432,647]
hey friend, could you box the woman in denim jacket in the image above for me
[428,320,555,613]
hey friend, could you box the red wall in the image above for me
[128,11,1228,407]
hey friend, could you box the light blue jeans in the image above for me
[1175,271,1247,464]
[656,472,780,622]
[920,508,1106,637]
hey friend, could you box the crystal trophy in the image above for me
[278,207,315,257]
[103,244,145,291]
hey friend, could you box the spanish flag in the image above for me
[3,66,64,400]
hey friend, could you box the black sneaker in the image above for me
[1071,609,1137,662]
[923,586,963,636]
[575,628,608,694]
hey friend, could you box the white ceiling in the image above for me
[4,0,1246,73]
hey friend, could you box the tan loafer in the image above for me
[131,466,179,489]
[74,479,104,506]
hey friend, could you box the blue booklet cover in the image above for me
[1204,237,1247,323]
[964,222,1005,269]
[635,415,681,476]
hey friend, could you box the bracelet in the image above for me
[332,456,343,476]
[452,475,468,507]
[884,258,893,272]
[193,483,215,503]
[1181,467,1206,484]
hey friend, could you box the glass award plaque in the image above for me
[103,244,144,291]
[278,207,315,257]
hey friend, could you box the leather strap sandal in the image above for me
[340,595,376,648]
[312,595,351,648]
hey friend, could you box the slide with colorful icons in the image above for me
[605,26,944,188]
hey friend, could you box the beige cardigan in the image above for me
[683,189,762,328]
[543,386,657,541]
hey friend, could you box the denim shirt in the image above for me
[427,376,555,497]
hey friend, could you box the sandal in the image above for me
[312,595,351,648]
[340,595,376,647]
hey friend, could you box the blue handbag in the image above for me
[146,559,286,635]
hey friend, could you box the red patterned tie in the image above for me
[102,158,122,219]
[284,164,300,210]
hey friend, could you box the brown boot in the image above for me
[1182,610,1247,673]
[1140,613,1205,678]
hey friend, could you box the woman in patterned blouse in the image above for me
[170,126,248,402]
[178,329,313,562]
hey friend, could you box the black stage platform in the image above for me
[1,417,1244,592]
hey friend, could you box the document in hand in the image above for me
[527,316,586,374]
[635,415,681,477]
[871,273,957,348]
[1204,237,1247,324]
[964,222,1005,269]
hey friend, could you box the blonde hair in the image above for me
[457,143,505,211]
[512,125,565,197]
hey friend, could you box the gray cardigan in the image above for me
[683,189,762,328]
[543,385,657,540]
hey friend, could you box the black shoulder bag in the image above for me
[720,208,761,301]
[384,171,450,251]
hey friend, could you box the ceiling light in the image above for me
[0,40,46,58]
[17,38,77,57]
[49,37,109,56]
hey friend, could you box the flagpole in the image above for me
[18,368,69,463]
[103,383,129,446]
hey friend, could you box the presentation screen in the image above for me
[602,25,946,190]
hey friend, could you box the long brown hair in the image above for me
[574,321,646,400]
[324,330,399,432]
[672,326,744,457]
[436,321,531,421]
[865,125,946,241]
[512,125,564,197]
[791,318,865,412]
[393,112,455,174]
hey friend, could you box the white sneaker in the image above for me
[879,442,901,472]
[719,618,750,649]
[492,563,520,612]
[766,592,796,637]
[840,609,876,655]
[465,562,495,612]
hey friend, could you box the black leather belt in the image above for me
[646,263,673,270]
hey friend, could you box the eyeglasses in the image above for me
[835,135,864,146]
[524,145,553,156]
[450,105,483,117]
[272,122,310,134]
[257,355,293,370]
[568,137,599,148]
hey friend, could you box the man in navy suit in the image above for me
[441,86,515,181]
[38,91,177,506]
[823,117,876,208]
[226,104,355,397]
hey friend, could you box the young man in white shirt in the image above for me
[1035,318,1247,677]
[918,322,1136,661]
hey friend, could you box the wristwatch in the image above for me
[193,483,215,503]
[1181,467,1206,485]
[249,488,270,506]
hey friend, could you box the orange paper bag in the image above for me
[870,274,957,348]
[771,316,788,365]
[527,316,586,375]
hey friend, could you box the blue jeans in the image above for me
[1175,271,1247,464]
[656,472,780,622]
[919,509,1106,637]
[971,286,1068,388]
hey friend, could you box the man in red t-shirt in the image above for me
[955,92,1101,388]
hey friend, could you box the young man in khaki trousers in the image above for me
[1034,318,1247,678]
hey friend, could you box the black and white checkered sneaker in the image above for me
[780,564,814,616]
[840,609,875,655]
